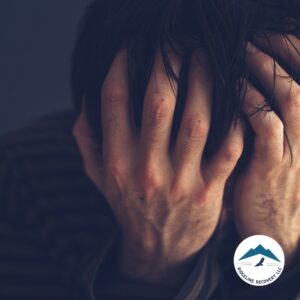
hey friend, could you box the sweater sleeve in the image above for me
[93,235,221,300]
[0,141,73,300]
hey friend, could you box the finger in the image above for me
[246,42,300,137]
[140,49,181,162]
[72,100,104,190]
[101,49,133,161]
[241,81,284,165]
[205,119,244,186]
[254,33,300,73]
[173,52,212,177]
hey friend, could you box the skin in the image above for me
[234,37,300,265]
[72,34,300,287]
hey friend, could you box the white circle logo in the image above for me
[233,235,285,286]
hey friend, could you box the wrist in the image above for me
[116,240,199,289]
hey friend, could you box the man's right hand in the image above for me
[72,49,244,288]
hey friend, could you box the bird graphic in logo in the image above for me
[254,257,265,267]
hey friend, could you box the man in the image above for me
[1,0,300,299]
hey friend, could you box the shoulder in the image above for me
[0,111,85,197]
[0,110,78,160]
[0,112,119,294]
[0,110,112,224]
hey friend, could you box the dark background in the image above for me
[0,0,91,135]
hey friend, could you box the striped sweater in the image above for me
[0,110,299,300]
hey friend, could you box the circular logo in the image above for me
[233,235,285,286]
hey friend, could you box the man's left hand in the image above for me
[233,36,300,264]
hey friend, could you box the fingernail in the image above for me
[246,42,258,55]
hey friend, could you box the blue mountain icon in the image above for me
[239,244,280,262]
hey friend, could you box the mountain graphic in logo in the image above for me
[239,244,280,262]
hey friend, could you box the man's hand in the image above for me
[73,49,244,288]
[233,36,300,264]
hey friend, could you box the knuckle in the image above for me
[260,57,272,73]
[183,116,209,140]
[263,118,283,138]
[222,144,242,162]
[138,166,161,192]
[105,157,125,178]
[170,180,189,199]
[101,84,126,107]
[147,93,172,121]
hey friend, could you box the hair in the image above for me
[71,0,300,173]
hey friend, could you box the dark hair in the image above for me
[71,0,300,171]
